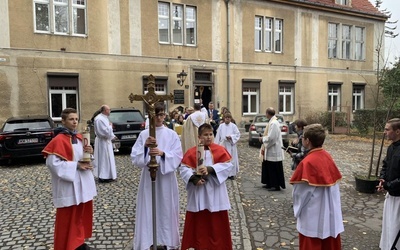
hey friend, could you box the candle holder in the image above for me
[112,138,120,152]
[81,128,91,163]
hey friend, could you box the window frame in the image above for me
[158,2,197,46]
[242,80,260,116]
[328,22,365,61]
[328,83,342,112]
[33,0,87,36]
[254,16,283,53]
[352,84,365,112]
[278,82,295,115]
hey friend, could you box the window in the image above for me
[242,80,260,115]
[328,84,341,111]
[342,25,351,59]
[336,0,350,5]
[355,27,365,60]
[352,85,365,111]
[48,74,79,121]
[279,82,294,114]
[254,16,283,53]
[328,22,365,60]
[34,0,86,36]
[328,23,338,58]
[158,2,196,46]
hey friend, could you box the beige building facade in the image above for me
[0,0,387,126]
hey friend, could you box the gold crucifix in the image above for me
[128,74,174,181]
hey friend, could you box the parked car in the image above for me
[0,115,55,163]
[88,108,146,148]
[248,114,289,147]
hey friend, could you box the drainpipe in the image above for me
[225,0,230,109]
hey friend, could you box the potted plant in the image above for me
[354,57,400,193]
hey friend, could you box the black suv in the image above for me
[88,108,145,148]
[0,115,55,163]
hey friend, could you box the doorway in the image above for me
[194,85,212,108]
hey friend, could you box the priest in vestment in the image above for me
[214,112,241,178]
[290,124,344,250]
[93,104,117,182]
[179,123,234,250]
[181,103,208,153]
[43,108,97,250]
[130,104,183,250]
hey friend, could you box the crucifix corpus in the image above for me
[128,74,174,250]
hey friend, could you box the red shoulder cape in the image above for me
[42,133,83,161]
[289,148,342,186]
[182,143,232,169]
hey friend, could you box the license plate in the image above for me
[121,134,136,140]
[18,138,39,144]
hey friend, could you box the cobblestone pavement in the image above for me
[0,133,386,249]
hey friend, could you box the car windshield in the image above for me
[255,116,269,122]
[255,115,284,123]
[109,111,143,123]
[3,120,51,132]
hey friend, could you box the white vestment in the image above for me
[179,149,233,212]
[131,126,183,250]
[380,194,400,250]
[181,111,207,154]
[214,122,241,176]
[46,141,97,208]
[292,183,344,239]
[93,113,117,180]
[262,117,284,162]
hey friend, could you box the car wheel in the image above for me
[248,140,253,146]
[283,141,289,148]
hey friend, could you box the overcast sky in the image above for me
[369,0,400,65]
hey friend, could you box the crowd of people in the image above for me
[41,102,400,250]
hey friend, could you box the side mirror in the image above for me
[87,120,92,125]
[249,120,253,123]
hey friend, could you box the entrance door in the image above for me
[194,85,212,108]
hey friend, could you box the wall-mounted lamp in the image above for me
[177,70,187,86]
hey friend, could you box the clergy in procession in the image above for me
[181,103,208,153]
[214,112,241,179]
[130,104,183,250]
[93,104,117,183]
[179,123,234,250]
[290,124,344,250]
[42,108,97,250]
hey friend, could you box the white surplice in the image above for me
[46,141,97,208]
[179,149,233,212]
[93,113,117,180]
[131,126,183,250]
[214,122,241,177]
[380,194,400,250]
[292,182,344,239]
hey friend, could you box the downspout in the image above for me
[225,0,230,108]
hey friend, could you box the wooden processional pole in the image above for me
[128,74,173,250]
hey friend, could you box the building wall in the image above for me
[0,0,385,127]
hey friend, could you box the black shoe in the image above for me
[76,243,91,250]
[228,176,235,180]
[262,185,271,189]
[268,187,281,191]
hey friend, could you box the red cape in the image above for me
[182,143,232,169]
[42,133,83,161]
[290,148,342,186]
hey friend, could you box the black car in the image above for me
[88,108,145,148]
[0,115,55,163]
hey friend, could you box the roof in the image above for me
[5,115,53,122]
[271,0,387,20]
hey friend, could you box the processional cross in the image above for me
[128,74,173,250]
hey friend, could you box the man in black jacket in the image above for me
[378,118,400,250]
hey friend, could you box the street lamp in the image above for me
[177,70,187,86]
